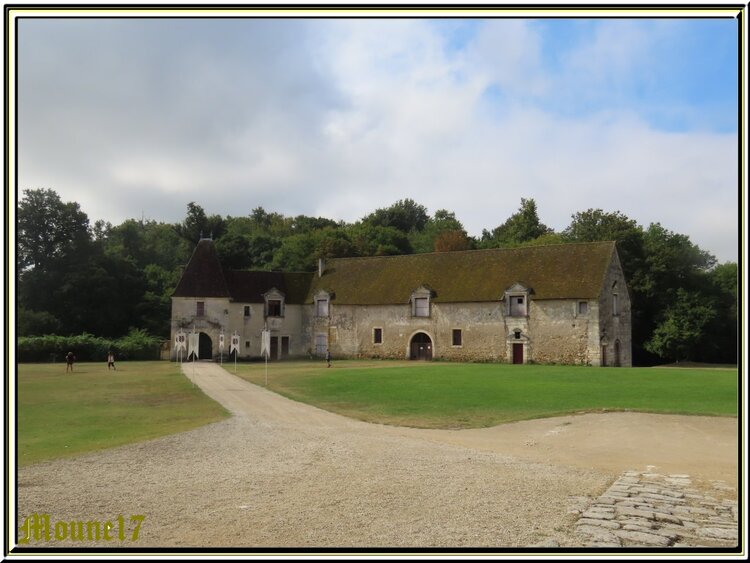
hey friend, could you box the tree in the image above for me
[174,202,226,244]
[362,199,429,233]
[434,230,472,252]
[645,288,717,362]
[348,223,413,256]
[18,188,91,272]
[410,209,471,253]
[480,198,550,248]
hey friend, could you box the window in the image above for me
[244,305,251,317]
[509,296,526,317]
[196,301,205,316]
[452,329,462,347]
[245,340,250,349]
[315,334,328,356]
[613,294,619,316]
[414,297,430,317]
[315,298,329,317]
[578,301,588,315]
[373,328,383,344]
[267,299,282,317]
[514,330,522,340]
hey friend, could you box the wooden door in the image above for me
[281,336,290,359]
[270,337,279,361]
[512,343,523,364]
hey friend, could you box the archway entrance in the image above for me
[199,332,213,359]
[410,332,433,361]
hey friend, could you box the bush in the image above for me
[17,329,162,363]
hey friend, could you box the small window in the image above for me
[267,299,282,317]
[613,294,619,316]
[452,329,462,347]
[373,328,383,344]
[196,301,205,316]
[244,305,251,317]
[245,340,250,349]
[578,301,588,315]
[414,297,430,317]
[514,330,522,340]
[316,298,329,317]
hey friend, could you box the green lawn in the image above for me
[18,362,229,466]
[232,360,737,429]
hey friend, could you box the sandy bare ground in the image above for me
[16,362,738,549]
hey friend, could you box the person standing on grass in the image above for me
[107,351,116,371]
[326,349,332,368]
[65,351,75,373]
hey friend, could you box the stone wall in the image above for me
[527,300,598,365]
[171,297,307,360]
[306,298,608,365]
[597,251,633,367]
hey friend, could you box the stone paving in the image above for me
[568,470,739,548]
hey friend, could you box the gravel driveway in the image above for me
[16,362,737,549]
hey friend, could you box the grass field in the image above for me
[18,362,229,466]
[233,360,737,429]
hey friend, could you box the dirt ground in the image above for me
[16,362,739,550]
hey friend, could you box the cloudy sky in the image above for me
[16,12,741,262]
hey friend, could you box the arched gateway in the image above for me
[409,332,433,361]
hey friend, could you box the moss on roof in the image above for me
[307,242,616,305]
[175,240,617,306]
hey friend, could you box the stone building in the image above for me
[171,239,631,366]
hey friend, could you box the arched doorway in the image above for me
[410,332,433,361]
[199,332,213,360]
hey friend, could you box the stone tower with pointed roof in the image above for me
[171,239,631,366]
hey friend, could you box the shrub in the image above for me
[17,330,162,363]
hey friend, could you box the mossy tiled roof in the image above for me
[175,240,616,306]
[306,242,616,304]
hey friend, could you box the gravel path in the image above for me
[17,362,737,549]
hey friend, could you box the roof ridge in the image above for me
[326,240,616,264]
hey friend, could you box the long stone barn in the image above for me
[170,239,632,367]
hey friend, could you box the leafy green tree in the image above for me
[363,199,429,233]
[174,202,226,244]
[216,233,253,270]
[348,223,413,256]
[645,288,718,362]
[480,198,551,248]
[410,209,471,253]
[18,188,91,272]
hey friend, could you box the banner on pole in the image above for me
[219,332,225,352]
[260,329,271,360]
[188,329,199,360]
[175,331,187,353]
[230,332,240,356]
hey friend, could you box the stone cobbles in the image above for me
[569,471,738,548]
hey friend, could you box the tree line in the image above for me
[17,189,737,365]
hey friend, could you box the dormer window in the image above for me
[314,290,332,318]
[411,286,434,318]
[504,283,531,317]
[263,288,285,318]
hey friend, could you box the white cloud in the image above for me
[16,17,740,263]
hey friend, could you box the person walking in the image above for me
[326,349,332,368]
[107,351,116,371]
[65,351,75,373]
